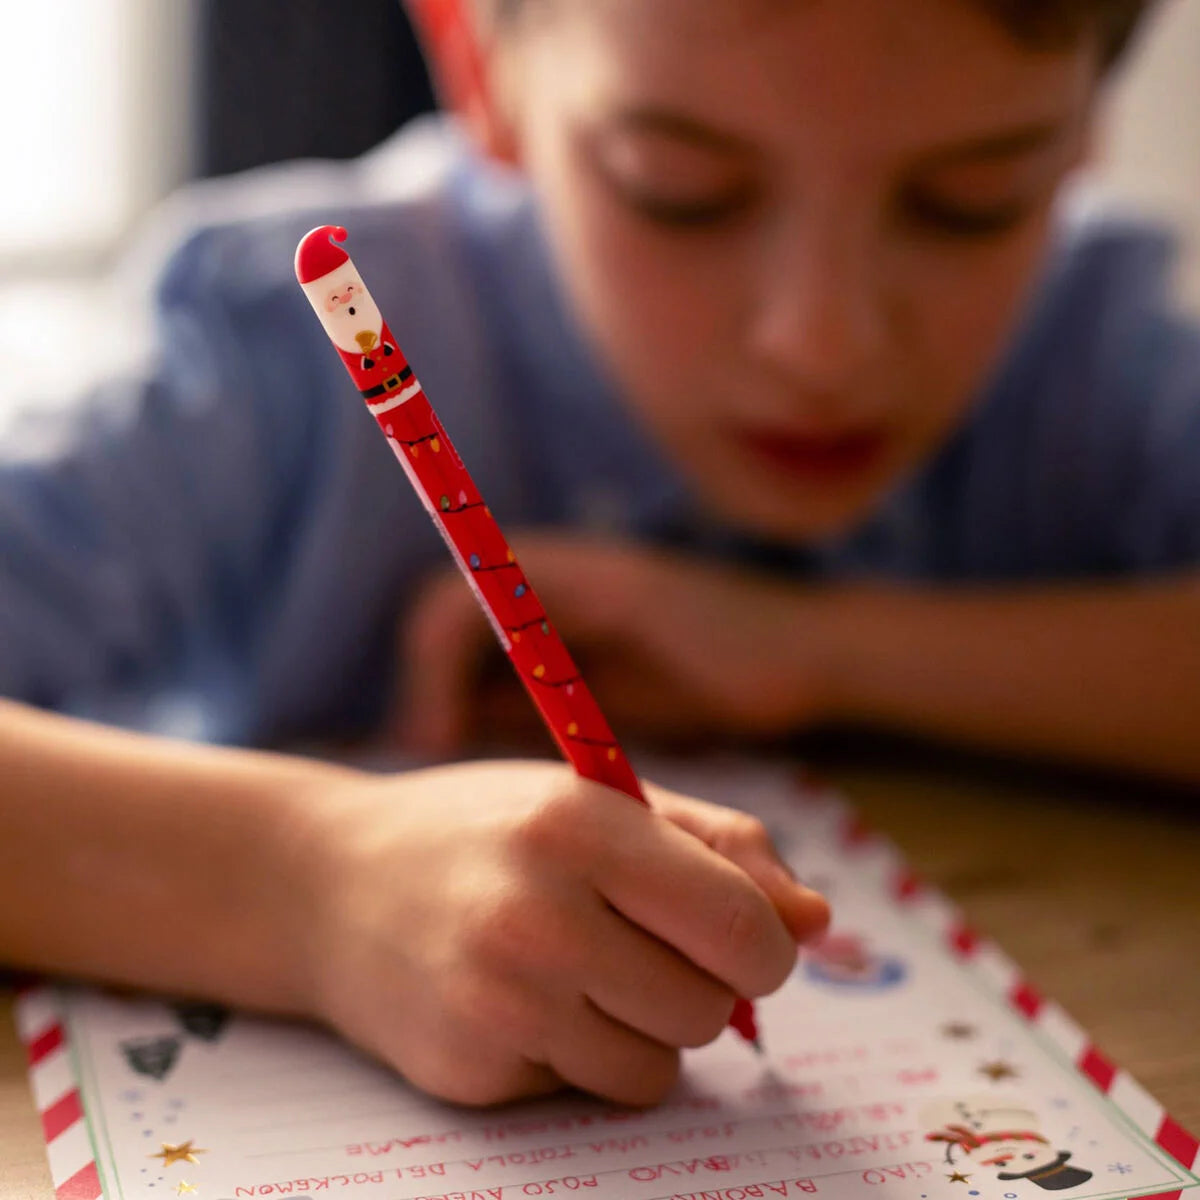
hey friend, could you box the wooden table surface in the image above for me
[2,758,1197,1198]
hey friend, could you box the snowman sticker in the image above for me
[920,1096,1093,1190]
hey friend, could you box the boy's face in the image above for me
[491,0,1098,539]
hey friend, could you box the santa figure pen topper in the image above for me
[295,224,761,1051]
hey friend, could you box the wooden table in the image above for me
[2,758,1197,1199]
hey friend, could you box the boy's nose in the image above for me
[745,222,886,401]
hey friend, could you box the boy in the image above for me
[0,0,1194,1108]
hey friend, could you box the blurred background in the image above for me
[0,0,1197,408]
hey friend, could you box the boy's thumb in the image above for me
[648,789,832,944]
[756,860,831,944]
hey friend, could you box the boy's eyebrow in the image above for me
[607,108,1073,165]
[920,120,1070,166]
[608,107,752,154]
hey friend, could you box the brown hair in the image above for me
[972,0,1152,65]
[486,0,1153,68]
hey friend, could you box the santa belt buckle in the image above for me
[359,377,402,400]
[360,365,413,400]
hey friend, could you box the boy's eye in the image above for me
[903,191,1033,239]
[585,124,756,231]
[622,187,755,229]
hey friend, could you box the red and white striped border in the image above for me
[797,783,1199,1200]
[14,982,104,1200]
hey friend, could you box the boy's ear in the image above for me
[404,0,522,166]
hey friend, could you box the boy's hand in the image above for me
[394,535,834,753]
[295,761,829,1107]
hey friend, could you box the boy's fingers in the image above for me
[504,536,649,645]
[590,796,800,1000]
[391,1027,564,1108]
[396,537,640,753]
[581,902,737,1049]
[397,571,490,753]
[545,997,682,1107]
[649,789,832,943]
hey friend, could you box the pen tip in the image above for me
[751,1037,764,1055]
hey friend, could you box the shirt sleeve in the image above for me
[903,220,1200,583]
[1108,308,1200,572]
[0,221,340,740]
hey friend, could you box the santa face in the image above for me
[303,263,384,354]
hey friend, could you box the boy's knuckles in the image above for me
[446,971,547,1052]
[404,1042,550,1108]
[429,1073,520,1109]
[508,787,602,865]
[712,812,774,857]
[717,887,790,994]
[462,889,563,972]
[720,892,766,961]
[763,941,800,995]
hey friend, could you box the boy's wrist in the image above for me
[237,756,374,1021]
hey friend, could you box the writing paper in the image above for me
[18,762,1198,1200]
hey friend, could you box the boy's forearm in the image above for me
[812,576,1200,783]
[0,700,363,1012]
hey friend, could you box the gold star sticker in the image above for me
[151,1141,207,1168]
[942,1022,977,1039]
[947,1173,971,1184]
[979,1060,1019,1081]
[175,1183,198,1196]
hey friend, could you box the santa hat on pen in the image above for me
[295,224,383,353]
[296,224,352,289]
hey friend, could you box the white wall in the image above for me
[1094,0,1200,314]
[0,0,193,272]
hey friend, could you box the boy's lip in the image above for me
[730,422,890,483]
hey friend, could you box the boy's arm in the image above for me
[0,699,358,1011]
[396,539,1200,785]
[818,574,1200,783]
[0,699,826,1108]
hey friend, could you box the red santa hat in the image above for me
[295,225,350,285]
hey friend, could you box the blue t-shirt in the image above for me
[1,117,1198,743]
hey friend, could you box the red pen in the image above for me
[296,225,761,1053]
